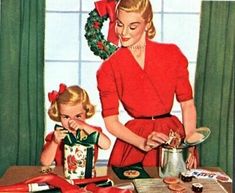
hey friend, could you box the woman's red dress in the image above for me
[97,39,193,167]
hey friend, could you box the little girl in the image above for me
[40,83,111,166]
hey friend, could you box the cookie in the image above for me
[168,183,186,192]
[123,170,140,178]
[163,176,180,184]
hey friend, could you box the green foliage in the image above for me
[85,9,117,60]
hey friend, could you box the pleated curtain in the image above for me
[0,0,45,176]
[195,1,234,177]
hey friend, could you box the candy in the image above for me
[180,172,193,182]
[192,183,203,192]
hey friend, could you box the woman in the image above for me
[97,0,198,168]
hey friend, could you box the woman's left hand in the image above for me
[186,146,198,169]
[144,131,168,151]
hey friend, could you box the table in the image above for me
[0,166,232,193]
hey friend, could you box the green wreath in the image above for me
[85,9,118,60]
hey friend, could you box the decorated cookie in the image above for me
[123,170,140,178]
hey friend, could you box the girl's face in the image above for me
[59,102,86,132]
[116,9,147,47]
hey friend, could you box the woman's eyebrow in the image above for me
[116,19,140,25]
[116,18,123,24]
[129,22,141,25]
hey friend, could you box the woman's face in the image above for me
[116,9,147,47]
[59,102,86,132]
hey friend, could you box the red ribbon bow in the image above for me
[48,83,67,103]
[0,173,133,193]
[95,0,119,45]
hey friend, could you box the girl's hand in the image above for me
[53,127,68,144]
[68,119,86,131]
[143,131,169,151]
[186,146,198,169]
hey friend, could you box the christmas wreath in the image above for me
[84,0,119,60]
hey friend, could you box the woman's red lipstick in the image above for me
[121,37,130,42]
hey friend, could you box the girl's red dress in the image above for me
[97,39,193,167]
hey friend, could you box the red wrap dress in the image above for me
[97,39,193,167]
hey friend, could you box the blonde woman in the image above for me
[97,0,198,169]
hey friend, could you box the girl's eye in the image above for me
[75,114,81,119]
[61,115,69,119]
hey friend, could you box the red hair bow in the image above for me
[48,83,67,103]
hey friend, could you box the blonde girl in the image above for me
[40,83,110,166]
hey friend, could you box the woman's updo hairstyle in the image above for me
[48,86,95,122]
[116,0,156,39]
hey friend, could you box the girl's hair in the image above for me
[116,0,156,39]
[48,85,95,122]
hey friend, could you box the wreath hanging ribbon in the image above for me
[85,0,118,60]
[95,0,119,45]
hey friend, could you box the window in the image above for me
[45,0,201,164]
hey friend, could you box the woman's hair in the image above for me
[48,85,95,122]
[116,0,156,39]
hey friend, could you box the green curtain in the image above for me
[0,0,45,176]
[195,1,234,177]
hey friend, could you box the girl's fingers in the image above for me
[55,126,64,131]
[69,120,81,131]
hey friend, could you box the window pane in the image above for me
[45,13,80,60]
[163,14,200,61]
[80,62,101,109]
[164,0,201,13]
[152,0,162,12]
[44,61,79,89]
[188,62,197,91]
[153,13,163,42]
[46,0,80,11]
[82,0,96,11]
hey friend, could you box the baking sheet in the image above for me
[133,178,228,193]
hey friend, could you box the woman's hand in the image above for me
[186,146,198,169]
[53,127,68,144]
[143,131,169,151]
